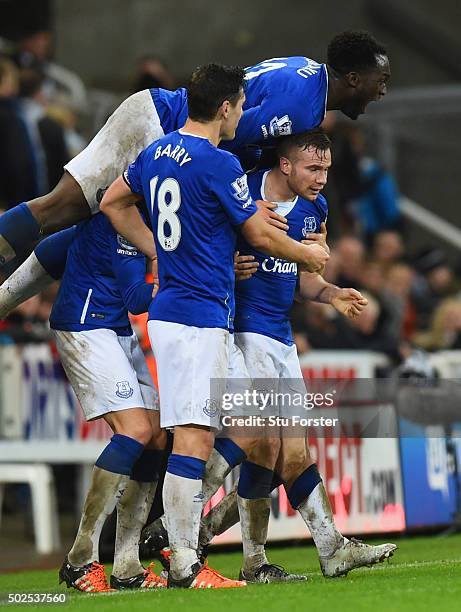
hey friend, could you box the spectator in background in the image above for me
[372,230,405,269]
[384,263,417,341]
[411,247,459,331]
[19,68,70,193]
[0,294,52,344]
[132,55,175,93]
[326,235,365,287]
[414,298,461,351]
[12,27,88,115]
[0,56,37,207]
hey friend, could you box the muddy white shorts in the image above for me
[228,332,307,418]
[64,90,164,214]
[52,328,158,420]
[148,320,230,429]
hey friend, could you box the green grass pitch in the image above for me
[1,534,461,611]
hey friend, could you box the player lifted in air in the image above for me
[100,63,328,589]
[0,31,390,272]
[35,215,167,592]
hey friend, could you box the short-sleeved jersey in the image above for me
[149,56,327,152]
[49,214,152,334]
[234,169,328,345]
[125,130,258,330]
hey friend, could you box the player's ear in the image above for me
[279,156,291,176]
[219,99,230,119]
[345,72,359,88]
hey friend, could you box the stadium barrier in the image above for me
[0,344,461,549]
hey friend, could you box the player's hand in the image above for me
[255,199,289,232]
[234,251,259,281]
[300,242,330,273]
[301,223,330,254]
[330,288,368,319]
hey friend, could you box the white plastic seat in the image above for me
[0,463,60,554]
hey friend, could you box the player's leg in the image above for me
[54,329,152,591]
[0,172,89,267]
[0,226,77,319]
[232,332,307,582]
[149,320,245,588]
[278,437,397,576]
[109,335,167,589]
[279,344,396,576]
[237,439,282,580]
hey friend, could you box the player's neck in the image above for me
[265,169,296,202]
[181,118,221,146]
[325,66,344,110]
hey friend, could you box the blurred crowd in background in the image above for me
[1,25,461,363]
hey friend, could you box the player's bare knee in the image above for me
[280,442,307,481]
[173,425,215,460]
[247,437,281,469]
[105,408,153,446]
[146,427,167,450]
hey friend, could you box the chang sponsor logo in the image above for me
[262,257,297,274]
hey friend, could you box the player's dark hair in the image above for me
[187,63,245,122]
[276,128,331,160]
[327,30,387,74]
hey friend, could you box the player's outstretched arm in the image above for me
[298,273,368,319]
[100,176,156,261]
[241,205,329,273]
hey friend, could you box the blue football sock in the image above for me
[238,460,274,499]
[131,449,165,482]
[95,433,145,476]
[271,471,284,491]
[0,203,41,264]
[286,463,322,509]
[214,437,246,468]
[167,454,206,479]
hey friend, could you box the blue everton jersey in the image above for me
[150,87,188,135]
[232,57,328,150]
[234,169,328,345]
[125,130,258,330]
[149,57,327,151]
[49,214,153,333]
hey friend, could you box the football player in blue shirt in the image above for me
[31,216,168,592]
[209,130,396,581]
[142,130,395,580]
[100,63,329,589]
[0,31,390,272]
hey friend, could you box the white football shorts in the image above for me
[229,331,307,418]
[64,90,164,214]
[53,328,158,421]
[148,320,230,429]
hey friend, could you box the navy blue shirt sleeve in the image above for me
[109,230,154,315]
[34,226,78,280]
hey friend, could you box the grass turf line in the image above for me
[1,535,461,612]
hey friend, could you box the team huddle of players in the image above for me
[0,31,397,591]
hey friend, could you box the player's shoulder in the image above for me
[315,192,328,212]
[210,146,244,174]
